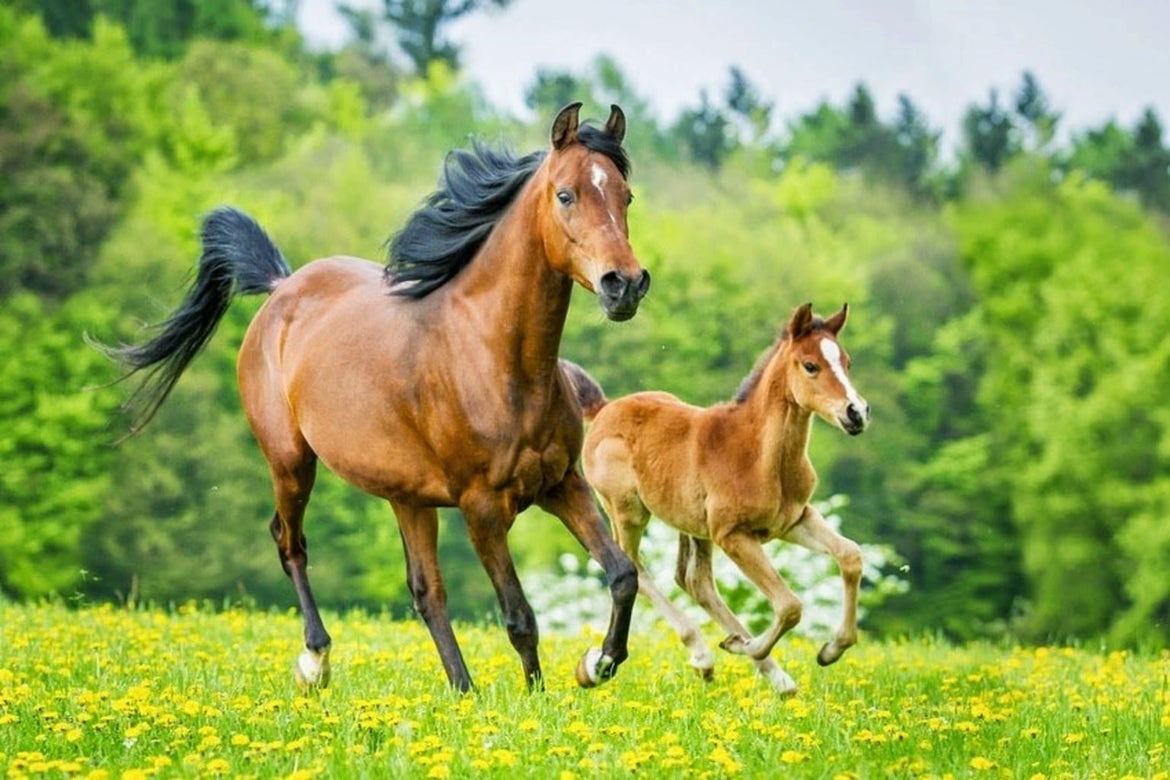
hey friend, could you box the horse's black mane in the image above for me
[385,124,630,298]
[733,316,828,403]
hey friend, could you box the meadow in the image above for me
[1,602,1166,779]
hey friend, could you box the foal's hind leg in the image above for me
[783,504,863,666]
[266,453,333,688]
[393,502,474,692]
[714,528,803,662]
[677,536,797,695]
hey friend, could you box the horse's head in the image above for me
[784,303,870,435]
[539,103,650,321]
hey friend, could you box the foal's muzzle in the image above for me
[599,269,651,321]
[842,402,870,436]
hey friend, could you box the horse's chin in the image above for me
[599,298,640,322]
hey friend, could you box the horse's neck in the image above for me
[446,199,572,390]
[746,351,816,492]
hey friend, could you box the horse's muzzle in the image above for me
[599,269,651,321]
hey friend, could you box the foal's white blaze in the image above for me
[819,338,865,412]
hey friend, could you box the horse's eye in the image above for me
[626,192,635,206]
[557,189,575,206]
[803,361,820,375]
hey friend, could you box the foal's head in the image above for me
[783,303,869,436]
[538,103,650,321]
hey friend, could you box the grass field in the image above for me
[1,602,1166,778]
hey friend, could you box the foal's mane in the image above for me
[733,315,830,403]
[385,124,630,298]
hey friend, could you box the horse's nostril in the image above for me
[599,271,625,298]
[635,269,651,298]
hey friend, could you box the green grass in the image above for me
[1,602,1166,778]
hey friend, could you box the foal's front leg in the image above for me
[714,528,803,661]
[677,536,798,695]
[538,472,637,688]
[783,504,863,666]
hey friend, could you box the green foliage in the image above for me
[0,293,121,597]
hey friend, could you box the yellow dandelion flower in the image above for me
[426,766,450,779]
[230,734,250,747]
[970,756,996,770]
[780,750,807,764]
[1064,733,1086,744]
[205,758,231,775]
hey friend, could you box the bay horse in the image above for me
[571,303,868,696]
[96,103,650,692]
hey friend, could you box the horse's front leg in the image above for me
[460,492,543,691]
[538,472,637,688]
[783,504,863,666]
[393,502,475,692]
[714,528,802,661]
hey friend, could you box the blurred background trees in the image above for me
[2,1,1169,648]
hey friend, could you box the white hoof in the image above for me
[759,664,798,697]
[575,647,615,688]
[294,647,331,689]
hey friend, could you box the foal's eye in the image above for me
[626,192,635,206]
[556,189,575,206]
[803,361,820,375]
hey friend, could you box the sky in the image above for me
[296,0,1170,154]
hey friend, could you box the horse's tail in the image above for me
[558,359,608,423]
[93,207,291,437]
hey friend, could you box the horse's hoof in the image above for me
[575,648,615,688]
[294,647,331,689]
[760,665,799,696]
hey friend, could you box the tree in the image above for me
[961,88,1020,173]
[724,66,773,142]
[671,89,734,170]
[1013,70,1060,151]
[351,0,514,77]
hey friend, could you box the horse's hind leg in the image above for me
[537,472,637,689]
[460,491,542,691]
[607,514,715,681]
[266,452,333,688]
[677,536,798,695]
[393,502,474,692]
[783,504,863,666]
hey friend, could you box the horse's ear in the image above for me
[552,102,583,150]
[605,104,626,144]
[824,303,849,335]
[788,302,815,339]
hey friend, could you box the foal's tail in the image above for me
[558,359,608,422]
[92,207,291,436]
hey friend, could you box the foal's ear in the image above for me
[824,303,849,335]
[605,104,626,144]
[788,302,815,338]
[552,102,583,150]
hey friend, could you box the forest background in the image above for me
[3,0,1169,648]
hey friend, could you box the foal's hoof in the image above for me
[816,640,849,667]
[294,647,331,689]
[719,634,749,655]
[575,648,616,689]
[691,664,715,682]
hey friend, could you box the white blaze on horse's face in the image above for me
[815,336,869,435]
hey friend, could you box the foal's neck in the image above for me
[746,345,816,488]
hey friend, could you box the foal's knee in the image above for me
[839,540,863,582]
